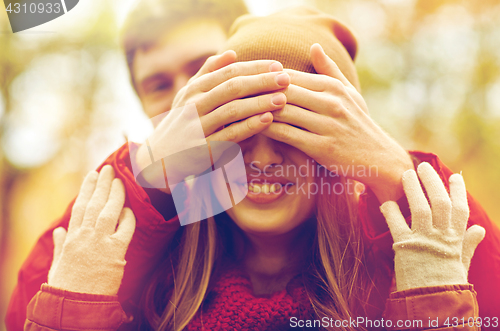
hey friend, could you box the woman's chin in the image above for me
[227,198,311,236]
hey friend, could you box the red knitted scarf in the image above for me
[184,266,314,330]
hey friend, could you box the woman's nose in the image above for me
[243,134,283,170]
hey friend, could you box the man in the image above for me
[121,0,247,120]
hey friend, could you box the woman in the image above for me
[26,7,486,331]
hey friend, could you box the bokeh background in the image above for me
[1,0,499,328]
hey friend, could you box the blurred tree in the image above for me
[316,0,500,224]
[0,2,122,326]
[0,13,29,317]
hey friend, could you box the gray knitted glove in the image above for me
[380,162,485,291]
[48,165,136,296]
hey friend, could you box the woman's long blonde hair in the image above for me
[141,171,372,331]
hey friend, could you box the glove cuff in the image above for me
[41,283,119,301]
[48,260,126,296]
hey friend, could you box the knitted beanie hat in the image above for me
[220,6,360,90]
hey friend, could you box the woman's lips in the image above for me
[249,182,281,194]
[242,182,295,204]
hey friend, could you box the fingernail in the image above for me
[223,50,237,58]
[269,62,283,72]
[271,93,286,106]
[260,112,272,123]
[314,43,325,54]
[275,73,290,86]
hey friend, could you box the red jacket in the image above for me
[6,144,500,330]
[24,275,480,330]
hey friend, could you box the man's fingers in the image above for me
[380,201,411,242]
[81,165,115,228]
[198,71,290,115]
[188,50,237,83]
[283,84,349,118]
[111,207,136,248]
[310,43,353,88]
[202,92,286,135]
[208,112,274,143]
[195,60,284,93]
[417,162,452,231]
[462,225,486,272]
[95,178,126,236]
[68,171,99,233]
[260,122,322,156]
[402,169,433,233]
[449,173,469,233]
[284,69,347,94]
[272,104,333,134]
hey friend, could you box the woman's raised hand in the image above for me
[261,43,414,203]
[47,165,136,296]
[380,162,485,291]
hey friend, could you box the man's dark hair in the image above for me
[121,0,248,86]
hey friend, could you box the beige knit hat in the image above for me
[220,6,360,90]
